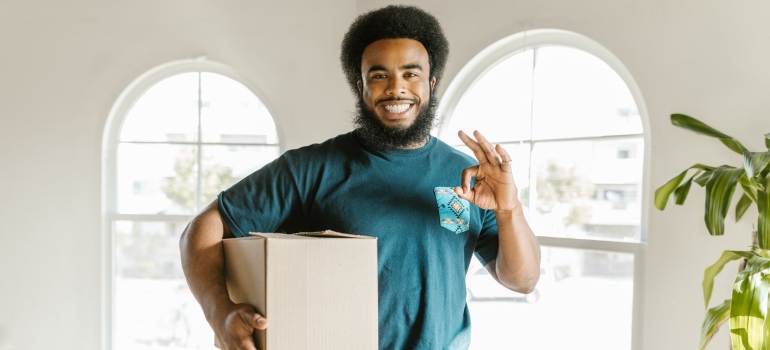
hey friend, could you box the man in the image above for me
[180,5,540,350]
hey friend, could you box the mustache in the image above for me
[375,96,419,105]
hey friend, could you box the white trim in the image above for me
[101,58,282,350]
[537,236,645,254]
[631,244,646,350]
[448,133,644,149]
[99,209,112,350]
[438,29,650,140]
[437,29,650,350]
[106,214,194,222]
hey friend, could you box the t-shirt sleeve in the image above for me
[217,155,305,237]
[474,209,499,267]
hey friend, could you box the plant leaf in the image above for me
[757,190,770,250]
[744,151,770,179]
[735,193,753,222]
[740,176,758,203]
[671,114,748,155]
[655,170,687,210]
[765,133,770,150]
[674,176,695,205]
[704,166,745,236]
[671,113,732,138]
[694,169,715,186]
[700,299,731,350]
[704,250,756,308]
[655,164,714,210]
[729,255,770,350]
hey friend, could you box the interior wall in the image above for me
[1,0,768,349]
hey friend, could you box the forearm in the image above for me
[179,201,235,324]
[493,203,541,293]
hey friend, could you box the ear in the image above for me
[357,80,363,93]
[430,77,436,90]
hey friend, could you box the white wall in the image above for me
[1,0,768,349]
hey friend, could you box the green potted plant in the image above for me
[654,113,770,350]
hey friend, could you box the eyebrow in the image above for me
[366,64,425,74]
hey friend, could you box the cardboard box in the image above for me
[220,231,378,350]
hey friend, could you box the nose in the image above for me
[385,75,407,96]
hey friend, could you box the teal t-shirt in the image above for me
[218,131,500,350]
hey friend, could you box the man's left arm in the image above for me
[455,130,541,293]
[486,206,541,293]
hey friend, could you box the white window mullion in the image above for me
[107,213,194,223]
[537,235,644,254]
[196,72,204,213]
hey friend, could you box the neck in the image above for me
[396,136,430,149]
[353,129,431,151]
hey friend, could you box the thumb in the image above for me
[456,166,478,198]
[239,309,268,330]
[454,185,473,202]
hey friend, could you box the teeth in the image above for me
[384,104,410,114]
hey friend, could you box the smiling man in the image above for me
[354,37,436,149]
[180,5,541,350]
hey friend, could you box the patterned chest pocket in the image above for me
[434,187,471,234]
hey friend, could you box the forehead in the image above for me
[360,38,430,70]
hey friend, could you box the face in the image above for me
[358,38,436,131]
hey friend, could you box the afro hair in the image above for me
[340,5,449,95]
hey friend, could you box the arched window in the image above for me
[102,60,281,349]
[439,30,648,350]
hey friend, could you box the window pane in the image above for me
[531,46,642,140]
[468,247,633,350]
[496,143,532,208]
[527,138,643,241]
[117,143,197,215]
[442,50,534,145]
[198,145,280,207]
[200,73,279,144]
[121,73,200,143]
[114,220,214,350]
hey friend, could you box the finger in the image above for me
[458,130,489,164]
[222,329,257,350]
[235,338,258,350]
[252,313,268,330]
[455,165,478,198]
[473,130,501,165]
[240,309,268,330]
[496,144,513,169]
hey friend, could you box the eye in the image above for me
[371,73,387,79]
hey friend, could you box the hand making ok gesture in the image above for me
[454,130,520,213]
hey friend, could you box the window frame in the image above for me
[437,29,650,350]
[101,59,283,349]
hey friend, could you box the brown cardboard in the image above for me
[220,230,378,350]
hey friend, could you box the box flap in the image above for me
[247,230,376,239]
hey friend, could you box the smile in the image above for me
[383,104,411,114]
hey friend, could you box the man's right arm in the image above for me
[180,199,268,350]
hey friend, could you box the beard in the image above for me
[353,92,438,151]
